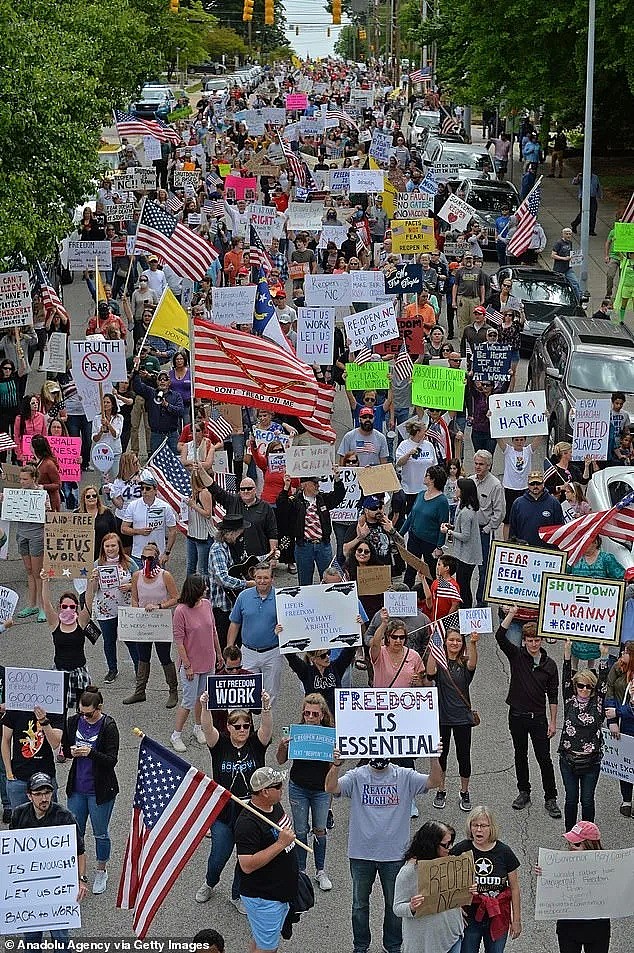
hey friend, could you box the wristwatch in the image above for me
[79,875,88,884]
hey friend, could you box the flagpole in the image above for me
[188,303,197,436]
[95,255,99,306]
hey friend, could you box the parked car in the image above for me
[132,85,177,120]
[461,180,519,253]
[585,467,634,571]
[204,76,231,94]
[407,110,441,146]
[493,267,587,354]
[528,316,634,454]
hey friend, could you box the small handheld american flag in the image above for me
[392,341,414,383]
[354,337,374,365]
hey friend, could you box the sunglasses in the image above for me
[315,653,330,660]
[229,723,251,730]
[239,485,255,491]
[84,493,98,500]
[390,633,407,641]
[348,459,359,465]
[576,683,593,690]
[356,549,371,555]
[60,602,77,609]
[364,397,376,403]
[502,283,513,288]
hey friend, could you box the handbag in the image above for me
[565,751,601,777]
[442,662,480,727]
[83,617,102,645]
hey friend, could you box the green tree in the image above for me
[202,0,291,54]
[205,24,248,61]
[334,24,367,61]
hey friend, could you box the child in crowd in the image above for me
[561,482,591,522]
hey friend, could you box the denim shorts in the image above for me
[241,896,289,950]
[179,669,212,710]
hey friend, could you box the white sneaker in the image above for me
[410,800,419,818]
[192,725,206,745]
[195,883,213,903]
[170,733,187,752]
[92,870,108,895]
[231,897,247,915]
[315,870,332,891]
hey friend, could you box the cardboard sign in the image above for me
[384,263,424,295]
[43,512,95,579]
[343,302,399,352]
[459,607,493,634]
[572,398,611,461]
[117,606,173,641]
[489,391,548,439]
[285,93,308,110]
[289,725,336,762]
[211,285,257,326]
[295,307,335,364]
[537,573,624,645]
[45,332,68,374]
[485,541,568,607]
[472,343,512,383]
[395,543,432,579]
[335,687,440,759]
[394,194,435,219]
[3,667,66,714]
[345,362,390,391]
[0,464,22,489]
[357,463,401,495]
[601,728,634,785]
[0,586,18,622]
[70,339,127,386]
[0,825,81,934]
[66,240,112,270]
[411,364,466,411]
[224,175,257,201]
[290,261,310,281]
[113,167,156,192]
[1,487,47,523]
[437,194,476,231]
[275,582,362,653]
[105,202,136,223]
[0,271,32,329]
[391,218,435,254]
[206,673,263,710]
[535,846,634,921]
[284,444,335,478]
[384,590,418,617]
[416,852,476,917]
[356,564,392,596]
[23,435,81,482]
[349,170,385,193]
[286,202,325,230]
[613,222,634,252]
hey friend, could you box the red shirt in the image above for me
[430,577,461,621]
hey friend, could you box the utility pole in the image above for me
[580,0,595,294]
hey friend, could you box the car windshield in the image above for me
[441,149,494,173]
[468,190,518,212]
[142,89,170,102]
[414,114,440,129]
[512,278,577,306]
[568,352,634,392]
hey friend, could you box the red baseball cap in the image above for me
[563,821,601,844]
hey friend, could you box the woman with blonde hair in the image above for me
[85,532,138,683]
[185,467,213,580]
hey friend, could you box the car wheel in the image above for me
[547,421,560,458]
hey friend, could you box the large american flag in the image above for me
[116,736,231,938]
[113,110,180,145]
[302,384,337,444]
[507,182,542,258]
[279,134,307,187]
[35,262,70,325]
[146,440,191,532]
[392,341,414,383]
[538,490,634,564]
[152,117,182,145]
[326,108,360,131]
[409,69,426,84]
[441,114,459,135]
[249,223,274,272]
[136,200,218,280]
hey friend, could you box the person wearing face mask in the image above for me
[40,573,92,711]
[85,532,139,684]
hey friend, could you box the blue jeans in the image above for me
[461,916,508,953]
[288,781,329,872]
[559,757,601,831]
[564,268,581,298]
[350,858,402,953]
[496,240,508,266]
[150,431,178,454]
[187,535,212,580]
[67,792,116,863]
[206,818,240,900]
[475,529,492,605]
[7,778,58,810]
[100,616,118,673]
[333,522,353,567]
[23,930,69,950]
[471,431,496,457]
[294,540,333,586]
[67,413,92,468]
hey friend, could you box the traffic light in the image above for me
[359,27,367,40]
[243,0,254,21]
[169,0,178,11]
[264,0,274,24]
[332,0,341,24]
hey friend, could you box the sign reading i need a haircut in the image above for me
[335,687,440,759]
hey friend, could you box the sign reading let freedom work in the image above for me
[537,573,625,644]
[335,687,440,759]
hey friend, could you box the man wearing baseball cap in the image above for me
[338,407,389,468]
[120,468,178,563]
[234,766,298,953]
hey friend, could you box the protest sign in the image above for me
[459,607,493,634]
[224,175,257,201]
[321,467,360,523]
[262,106,287,125]
[472,343,512,383]
[535,846,634,920]
[485,541,567,607]
[0,585,18,622]
[416,852,476,917]
[248,205,278,246]
[357,463,401,495]
[0,464,22,489]
[286,93,308,110]
[350,270,388,302]
[317,225,348,248]
[285,444,335,479]
[304,274,351,307]
[289,725,336,762]
[489,391,548,439]
[70,339,127,386]
[3,667,65,714]
[113,167,156,192]
[0,271,32,329]
[335,687,440,759]
[286,202,325,230]
[395,543,432,579]
[384,590,418,617]
[391,218,435,254]
[368,129,393,164]
[329,169,350,193]
[290,261,310,281]
[66,241,112,270]
[212,450,229,475]
[44,332,68,374]
[394,193,435,219]
[345,362,390,391]
[299,116,325,137]
[350,89,374,107]
[105,202,136,223]
[275,582,361,653]
[0,824,81,935]
[268,452,286,473]
[1,488,46,523]
[537,573,624,644]
[218,162,231,177]
[356,564,392,596]
[245,109,266,136]
[142,135,162,161]
[98,565,122,591]
[211,285,257,326]
[601,729,634,785]
[613,222,634,252]
[117,606,174,641]
[572,398,611,461]
[442,242,465,258]
[23,435,81,482]
[188,213,202,227]
[343,302,399,352]
[384,263,424,295]
[411,364,466,411]
[437,194,476,231]
[43,512,95,580]
[295,307,335,364]
[206,673,263,710]
[431,162,460,178]
[349,170,385,193]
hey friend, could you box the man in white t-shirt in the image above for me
[121,471,178,564]
[141,256,168,296]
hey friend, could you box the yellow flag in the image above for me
[150,287,189,350]
[96,269,107,303]
[382,178,397,219]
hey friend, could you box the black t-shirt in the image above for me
[234,800,299,902]
[210,734,267,823]
[52,623,87,670]
[290,756,331,792]
[434,661,475,726]
[3,710,65,781]
[453,839,520,901]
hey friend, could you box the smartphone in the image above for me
[282,726,290,737]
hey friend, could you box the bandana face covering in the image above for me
[59,607,78,625]
[143,555,160,579]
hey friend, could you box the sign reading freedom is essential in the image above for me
[117,606,174,641]
[537,573,624,644]
[43,512,95,579]
[3,667,66,714]
[275,582,362,653]
[391,218,435,254]
[489,391,548,439]
[206,673,262,710]
[411,364,466,411]
[1,488,47,523]
[416,852,476,917]
[289,725,336,762]
[285,444,335,478]
[335,687,440,759]
[343,302,399,352]
[535,846,634,921]
[345,362,390,391]
[485,541,567,607]
[0,271,32,329]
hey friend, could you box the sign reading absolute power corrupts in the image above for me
[391,218,435,254]
[537,573,625,644]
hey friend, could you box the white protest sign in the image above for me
[489,391,548,439]
[211,285,257,326]
[350,270,390,302]
[317,225,348,248]
[395,193,435,219]
[248,205,278,246]
[535,846,634,920]
[117,606,173,641]
[4,667,66,714]
[485,541,568,607]
[91,442,115,474]
[431,163,460,179]
[286,202,325,230]
[329,169,350,193]
[569,252,584,267]
[66,241,112,270]
[0,585,18,621]
[276,582,362,653]
[212,450,230,474]
[368,129,393,164]
[343,301,399,351]
[572,398,611,461]
[285,444,335,478]
[105,203,136,223]
[173,170,201,190]
[295,308,335,364]
[437,194,476,231]
[245,109,266,136]
[349,169,385,193]
[0,271,32,329]
[143,135,163,161]
[45,332,68,374]
[71,339,127,388]
[601,728,634,785]
[321,466,361,522]
[335,687,440,759]
[1,488,47,523]
[384,590,418,617]
[304,274,352,307]
[114,167,156,192]
[0,824,81,935]
[537,574,624,644]
[459,607,493,634]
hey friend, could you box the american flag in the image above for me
[0,433,16,452]
[485,306,504,327]
[441,114,459,135]
[249,224,274,272]
[208,407,234,443]
[34,262,71,326]
[409,69,426,84]
[116,736,231,939]
[146,439,190,532]
[543,458,559,483]
[435,580,463,604]
[203,198,226,219]
[429,622,449,671]
[354,337,374,365]
[302,384,337,444]
[113,109,157,138]
[507,182,542,258]
[538,490,634,564]
[326,109,359,131]
[392,341,414,383]
[166,192,184,215]
[427,417,453,462]
[619,191,634,224]
[136,200,218,280]
[152,117,181,145]
[211,471,237,528]
[279,134,307,187]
